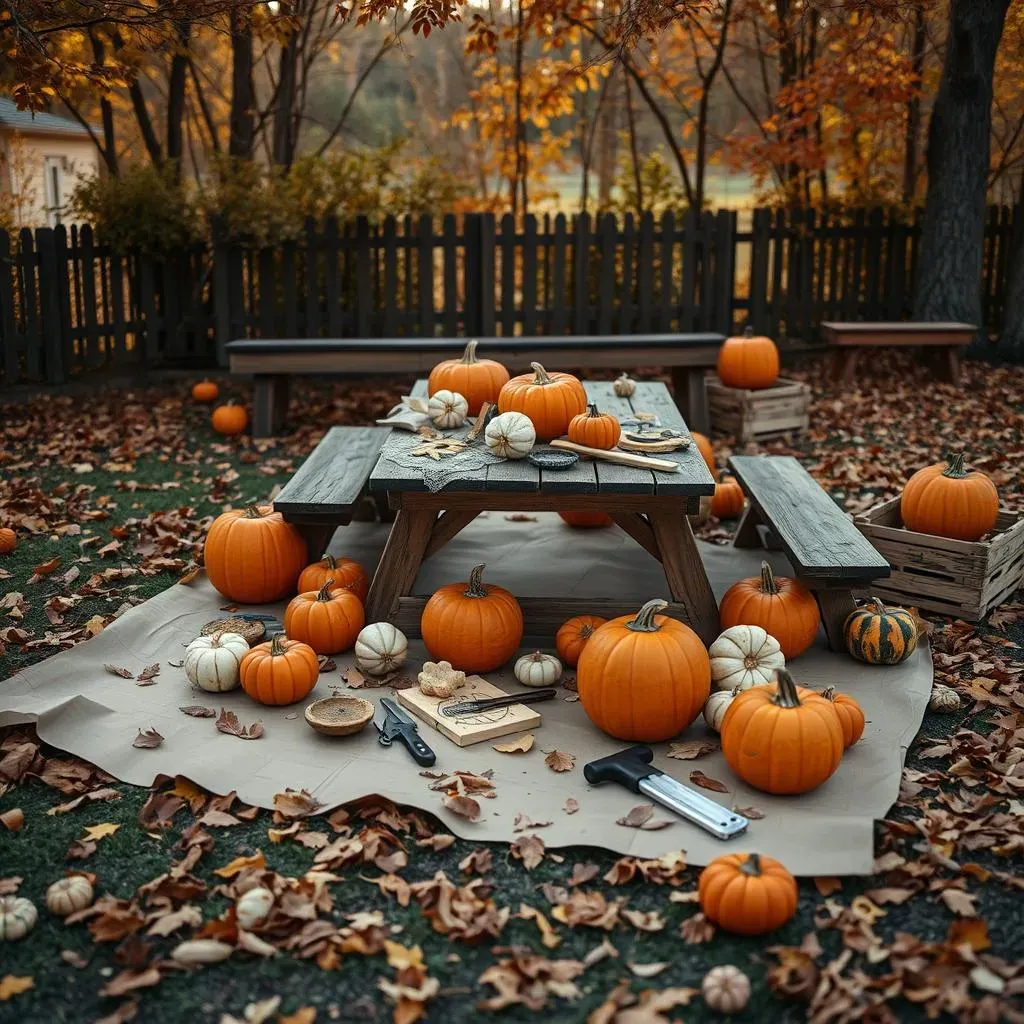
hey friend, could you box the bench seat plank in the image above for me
[728,455,889,581]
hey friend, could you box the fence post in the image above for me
[36,227,69,384]
[714,209,736,335]
[212,217,234,366]
[0,230,19,384]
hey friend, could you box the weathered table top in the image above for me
[369,380,715,497]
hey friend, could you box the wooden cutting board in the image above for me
[397,677,542,747]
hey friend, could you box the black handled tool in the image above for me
[440,687,558,718]
[585,745,748,841]
[374,697,436,766]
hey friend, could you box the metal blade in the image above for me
[379,697,417,728]
[638,774,748,841]
[372,700,394,741]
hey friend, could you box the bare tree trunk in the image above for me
[272,12,300,167]
[902,5,927,203]
[229,7,255,159]
[512,0,527,216]
[112,30,163,166]
[596,69,620,208]
[90,31,119,176]
[999,207,1024,359]
[624,74,643,212]
[913,0,1010,331]
[693,0,732,213]
[166,19,192,173]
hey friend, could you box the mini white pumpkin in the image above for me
[514,651,562,688]
[183,631,249,693]
[46,875,94,917]
[709,625,784,691]
[702,964,750,1014]
[613,373,637,398]
[702,688,738,733]
[0,895,38,940]
[171,938,234,965]
[427,390,469,429]
[236,886,274,930]
[485,412,536,460]
[354,622,408,676]
[928,683,961,713]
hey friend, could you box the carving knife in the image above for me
[374,697,436,766]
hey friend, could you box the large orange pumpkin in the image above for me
[720,669,844,794]
[719,561,820,659]
[555,614,607,667]
[211,403,248,436]
[716,327,780,390]
[0,528,15,555]
[498,362,587,442]
[821,687,865,749]
[239,634,320,706]
[284,581,365,655]
[558,511,613,528]
[699,852,798,935]
[428,340,510,416]
[711,477,745,519]
[297,554,369,602]
[900,452,998,542]
[690,432,718,481]
[567,404,621,450]
[192,380,219,403]
[204,505,307,604]
[421,563,524,673]
[577,599,710,742]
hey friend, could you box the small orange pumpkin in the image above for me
[421,563,524,673]
[498,362,588,442]
[192,380,219,403]
[577,599,711,742]
[567,404,621,450]
[0,528,15,555]
[720,669,844,794]
[716,326,780,390]
[203,505,307,604]
[821,687,865,748]
[239,634,320,705]
[284,580,365,655]
[558,511,613,528]
[690,432,719,481]
[555,614,607,667]
[428,340,510,416]
[699,852,798,935]
[211,402,248,436]
[719,561,820,659]
[297,554,369,602]
[711,477,745,519]
[901,452,998,542]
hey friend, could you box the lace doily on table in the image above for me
[374,425,507,492]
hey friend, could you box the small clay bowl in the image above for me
[200,617,265,646]
[304,696,374,737]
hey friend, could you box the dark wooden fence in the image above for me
[0,206,1018,388]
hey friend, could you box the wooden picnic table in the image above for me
[364,380,720,645]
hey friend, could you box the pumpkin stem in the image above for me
[530,362,553,385]
[771,669,803,709]
[821,686,837,701]
[464,563,489,598]
[321,553,337,569]
[739,852,763,876]
[942,452,967,479]
[270,633,288,656]
[626,599,668,633]
[587,403,599,417]
[317,579,335,602]
[243,505,266,519]
[866,596,886,615]
[743,325,754,338]
[580,623,595,639]
[527,650,546,662]
[460,339,480,364]
[760,561,779,595]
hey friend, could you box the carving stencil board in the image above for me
[397,677,543,746]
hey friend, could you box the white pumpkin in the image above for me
[428,390,468,429]
[0,895,38,940]
[171,939,234,965]
[485,412,536,460]
[46,876,94,917]
[613,373,637,398]
[708,625,784,691]
[929,683,961,713]
[354,622,408,676]
[702,688,738,733]
[235,886,274,930]
[514,651,562,688]
[701,964,750,1014]
[183,631,249,692]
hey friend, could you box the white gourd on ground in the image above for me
[235,886,274,930]
[184,632,249,692]
[708,625,785,691]
[354,622,408,676]
[701,965,751,1013]
[485,412,536,460]
[0,896,38,940]
[46,876,94,917]
[514,651,562,687]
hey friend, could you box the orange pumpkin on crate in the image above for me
[716,327,780,390]
[900,452,998,542]
[498,362,587,442]
[690,432,718,481]
[711,477,745,519]
[567,404,621,450]
[192,379,219,403]
[298,554,369,602]
[719,561,820,659]
[555,614,607,667]
[211,402,248,435]
[428,340,510,416]
[239,634,320,706]
[284,580,365,655]
[204,505,307,604]
[558,511,614,529]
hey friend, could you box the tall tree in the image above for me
[229,8,255,158]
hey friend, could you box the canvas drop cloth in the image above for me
[0,513,932,875]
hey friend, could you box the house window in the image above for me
[44,156,64,227]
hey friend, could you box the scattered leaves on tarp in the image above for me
[342,667,368,688]
[616,804,673,831]
[215,708,264,740]
[510,834,546,870]
[104,664,134,679]
[135,663,160,685]
[133,728,164,749]
[563,797,579,815]
[443,794,481,823]
[689,770,729,793]
[273,789,323,820]
[179,706,216,718]
[492,733,534,754]
[544,750,575,773]
[667,738,720,760]
[734,804,765,820]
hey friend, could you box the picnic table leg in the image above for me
[648,510,719,645]
[815,589,857,652]
[670,367,710,433]
[295,523,337,561]
[365,508,437,624]
[272,375,291,429]
[831,348,858,385]
[252,375,280,438]
[732,505,762,548]
[939,348,962,386]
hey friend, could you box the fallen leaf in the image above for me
[940,888,978,917]
[616,804,673,830]
[563,797,579,815]
[98,967,162,997]
[510,834,546,870]
[492,733,535,754]
[734,805,765,820]
[0,976,33,1000]
[342,667,368,688]
[135,663,160,684]
[60,949,90,969]
[317,656,336,673]
[688,770,729,793]
[278,1009,317,1024]
[628,961,670,978]
[216,708,264,740]
[47,788,121,815]
[213,852,266,878]
[133,728,164,749]
[947,918,991,952]
[969,965,1005,995]
[104,665,133,679]
[814,876,842,897]
[273,789,323,819]
[666,738,719,760]
[567,863,599,887]
[679,912,715,944]
[179,706,216,718]
[442,793,481,822]
[0,809,24,832]
[622,909,665,932]
[544,750,575,773]
[82,822,120,841]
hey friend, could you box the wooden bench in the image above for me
[226,333,726,438]
[820,321,977,387]
[273,425,391,556]
[728,455,891,650]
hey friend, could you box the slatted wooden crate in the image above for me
[854,497,1024,621]
[705,376,810,442]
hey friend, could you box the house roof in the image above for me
[0,97,93,138]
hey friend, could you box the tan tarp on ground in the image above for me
[0,513,932,875]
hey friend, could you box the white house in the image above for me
[0,98,100,228]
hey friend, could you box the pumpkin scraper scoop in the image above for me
[584,745,749,841]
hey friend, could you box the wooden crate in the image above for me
[706,376,810,442]
[854,497,1024,621]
